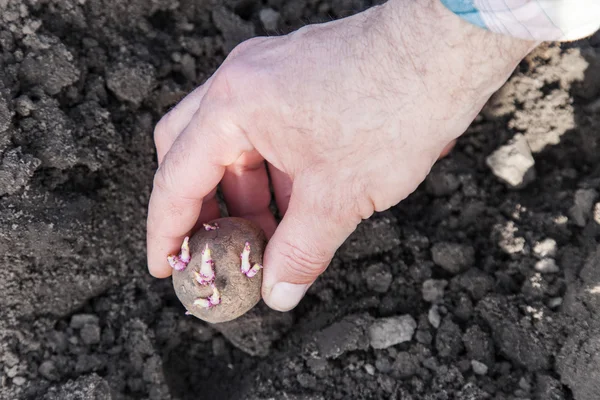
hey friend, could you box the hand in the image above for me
[146,0,537,311]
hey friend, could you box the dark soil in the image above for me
[1,1,599,399]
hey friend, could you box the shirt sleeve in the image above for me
[439,0,600,41]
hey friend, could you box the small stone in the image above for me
[548,297,563,309]
[368,315,416,349]
[425,163,461,197]
[519,377,532,391]
[315,314,370,358]
[259,8,280,31]
[533,238,557,258]
[6,365,18,378]
[13,376,26,386]
[569,189,598,227]
[534,258,560,274]
[80,323,101,345]
[364,262,393,293]
[471,360,488,375]
[38,360,59,381]
[428,305,441,328]
[364,364,375,375]
[375,357,392,373]
[486,133,535,188]
[2,351,19,367]
[14,95,35,117]
[422,279,448,303]
[431,242,475,274]
[70,314,99,329]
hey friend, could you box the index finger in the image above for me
[146,103,253,278]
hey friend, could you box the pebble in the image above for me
[422,279,447,303]
[569,188,598,227]
[80,323,101,345]
[534,258,560,274]
[12,376,26,386]
[316,314,370,358]
[425,165,460,197]
[364,262,393,293]
[428,305,441,329]
[485,133,536,188]
[364,364,375,375]
[14,95,35,117]
[2,351,19,367]
[594,203,600,225]
[471,360,488,375]
[70,314,99,329]
[368,315,416,349]
[533,238,557,258]
[548,297,563,309]
[259,8,280,31]
[38,360,59,381]
[431,242,475,274]
[6,365,18,378]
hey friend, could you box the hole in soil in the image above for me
[148,10,176,32]
[162,344,256,400]
[37,165,105,195]
[233,0,256,20]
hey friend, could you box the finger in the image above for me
[261,175,361,311]
[267,163,293,217]
[192,187,221,231]
[221,151,277,238]
[154,77,214,165]
[146,103,253,278]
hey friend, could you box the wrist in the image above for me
[374,0,538,137]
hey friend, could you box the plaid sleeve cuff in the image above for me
[440,0,600,41]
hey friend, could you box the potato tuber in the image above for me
[169,217,267,324]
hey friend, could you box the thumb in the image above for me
[261,180,362,311]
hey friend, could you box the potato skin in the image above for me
[172,217,267,324]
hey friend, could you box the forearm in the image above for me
[379,0,537,136]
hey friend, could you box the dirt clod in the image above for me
[368,315,416,349]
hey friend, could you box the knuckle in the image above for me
[152,163,170,193]
[279,240,329,280]
[153,113,171,146]
[227,37,264,59]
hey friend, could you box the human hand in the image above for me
[146,0,537,311]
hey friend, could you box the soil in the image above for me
[0,1,599,399]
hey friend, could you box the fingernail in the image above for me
[267,282,309,311]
